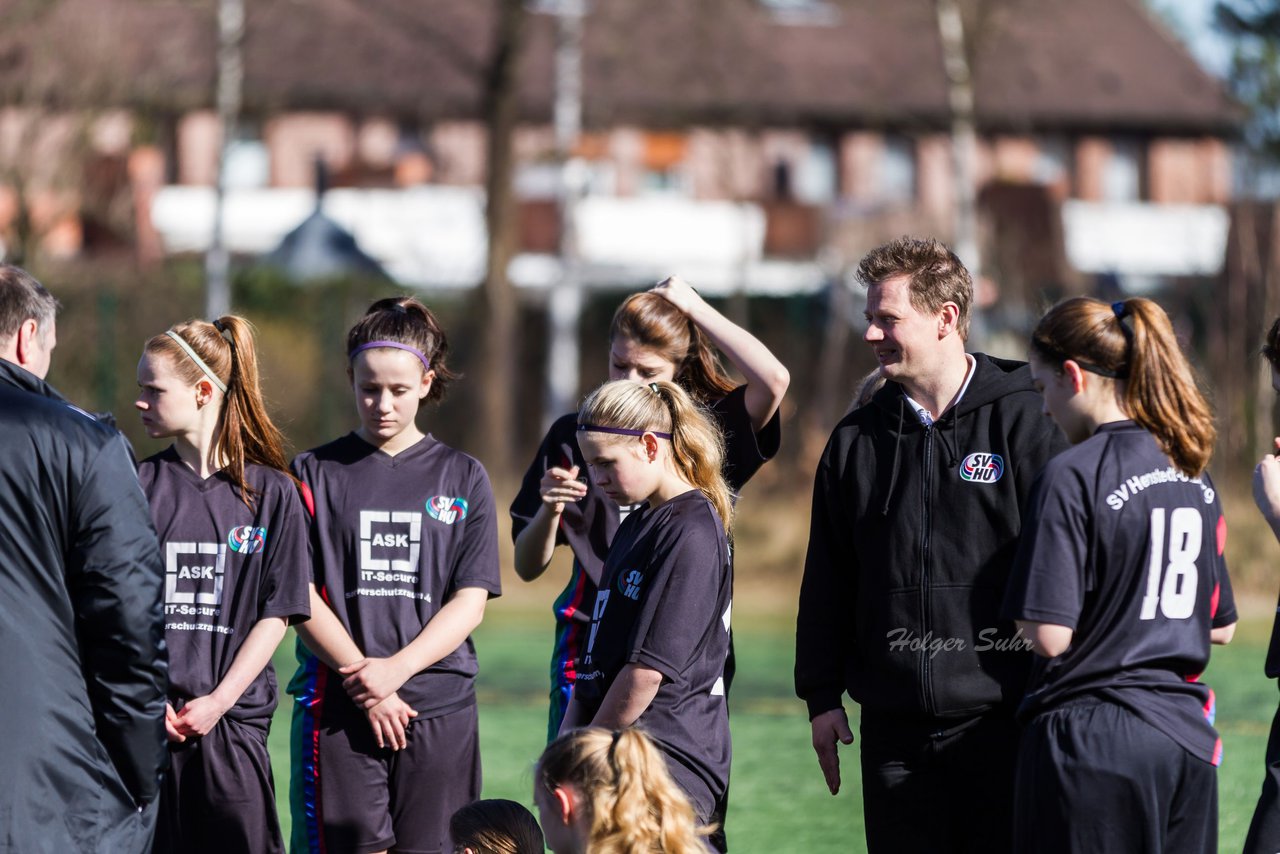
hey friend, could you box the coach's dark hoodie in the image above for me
[795,354,1069,721]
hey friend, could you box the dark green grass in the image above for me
[267,606,1274,853]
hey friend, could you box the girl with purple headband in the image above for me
[286,297,503,854]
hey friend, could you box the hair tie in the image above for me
[349,340,431,372]
[648,382,660,394]
[577,423,673,440]
[166,330,228,393]
[1111,301,1129,320]
[212,318,235,348]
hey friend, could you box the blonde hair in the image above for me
[144,315,292,506]
[1031,296,1216,476]
[577,380,732,533]
[536,728,710,854]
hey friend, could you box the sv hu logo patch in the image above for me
[959,452,1004,484]
[426,496,469,525]
[227,526,267,554]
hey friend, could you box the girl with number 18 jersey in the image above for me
[1003,297,1237,854]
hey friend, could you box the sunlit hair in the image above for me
[1030,296,1216,476]
[578,379,732,533]
[536,728,710,854]
[144,316,292,506]
[1263,316,1280,372]
[610,293,736,403]
[856,236,973,339]
[448,799,545,854]
[0,264,58,343]
[346,296,457,404]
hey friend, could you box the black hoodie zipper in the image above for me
[919,424,936,716]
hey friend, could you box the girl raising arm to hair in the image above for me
[511,277,786,744]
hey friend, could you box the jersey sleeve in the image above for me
[794,438,858,719]
[1002,459,1092,629]
[448,462,503,598]
[713,384,781,493]
[257,476,313,624]
[67,434,168,806]
[625,509,727,680]
[1208,500,1237,630]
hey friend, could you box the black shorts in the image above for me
[1015,698,1217,854]
[152,716,282,854]
[307,699,481,854]
[858,706,1019,854]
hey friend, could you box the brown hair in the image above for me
[346,296,457,404]
[144,316,292,506]
[578,379,732,533]
[448,799,545,854]
[0,264,58,344]
[610,293,736,403]
[1030,297,1216,476]
[1263,316,1280,372]
[856,236,973,338]
[536,728,710,854]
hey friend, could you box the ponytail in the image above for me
[346,296,457,403]
[578,379,733,533]
[144,315,293,506]
[1030,296,1215,476]
[610,292,736,404]
[536,728,710,854]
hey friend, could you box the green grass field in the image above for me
[266,601,1277,853]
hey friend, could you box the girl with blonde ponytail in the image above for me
[564,379,733,848]
[1003,296,1237,852]
[535,727,710,854]
[135,316,311,853]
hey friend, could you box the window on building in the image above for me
[223,122,269,190]
[1102,137,1144,202]
[879,134,916,204]
[794,138,838,205]
[758,0,838,26]
[1034,136,1072,189]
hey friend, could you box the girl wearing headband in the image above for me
[565,379,733,844]
[1003,297,1237,853]
[511,276,788,747]
[535,727,708,854]
[286,296,501,854]
[135,316,311,853]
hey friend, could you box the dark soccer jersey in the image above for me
[1002,421,1237,764]
[292,433,502,716]
[139,447,311,728]
[509,385,778,701]
[572,490,733,817]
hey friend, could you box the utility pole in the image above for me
[936,0,980,277]
[542,0,586,425]
[206,0,244,319]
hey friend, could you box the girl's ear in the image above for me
[642,432,661,461]
[194,378,216,407]
[1062,360,1087,394]
[554,785,575,824]
[419,368,436,401]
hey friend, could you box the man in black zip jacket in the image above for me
[0,265,168,852]
[795,238,1068,853]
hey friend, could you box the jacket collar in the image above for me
[0,357,68,403]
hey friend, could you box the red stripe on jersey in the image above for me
[1210,582,1221,620]
[1212,737,1223,767]
[312,664,329,854]
[299,481,316,518]
[1216,514,1227,556]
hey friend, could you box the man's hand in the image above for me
[1254,441,1280,534]
[810,707,854,795]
